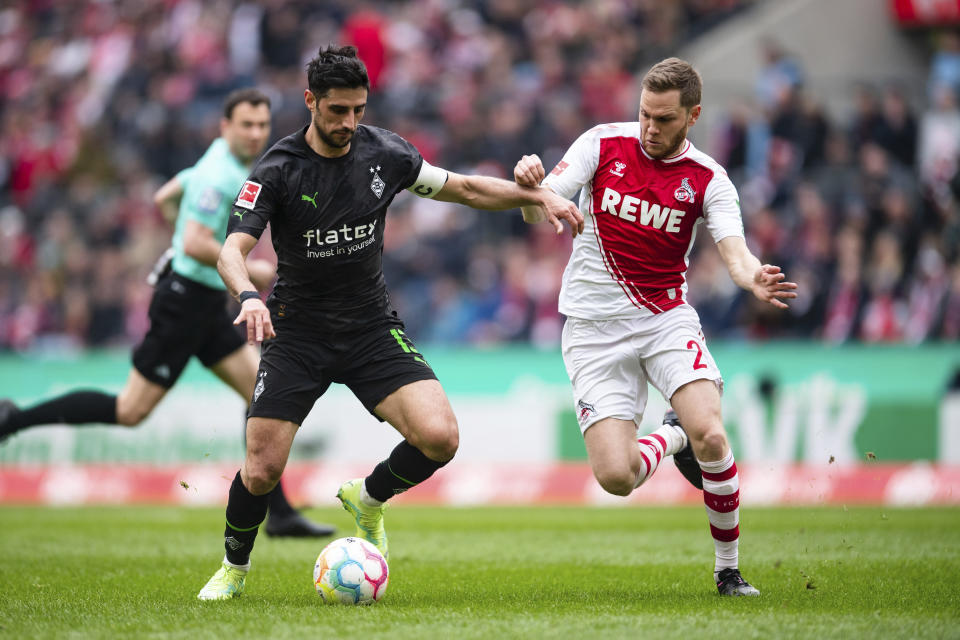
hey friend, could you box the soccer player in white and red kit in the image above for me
[515,58,797,596]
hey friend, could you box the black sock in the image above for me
[364,440,449,503]
[224,470,269,565]
[4,391,117,435]
[267,479,296,517]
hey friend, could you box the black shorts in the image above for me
[132,273,245,388]
[248,316,438,425]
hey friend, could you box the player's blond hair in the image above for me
[641,58,702,108]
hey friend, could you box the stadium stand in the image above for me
[0,0,955,351]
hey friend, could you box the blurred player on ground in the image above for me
[0,89,335,539]
[514,57,797,596]
[196,45,583,600]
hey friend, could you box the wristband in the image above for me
[237,290,260,303]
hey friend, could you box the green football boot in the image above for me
[197,561,248,601]
[336,478,389,559]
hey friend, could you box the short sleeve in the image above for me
[175,167,194,187]
[703,171,745,243]
[181,176,227,230]
[541,129,600,200]
[228,163,283,240]
[395,137,424,191]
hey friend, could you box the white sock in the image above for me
[634,423,687,488]
[222,555,250,572]
[359,481,384,507]
[698,451,740,579]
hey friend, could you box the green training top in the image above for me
[171,138,250,289]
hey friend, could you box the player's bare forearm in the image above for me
[435,173,547,210]
[717,236,798,309]
[183,221,224,267]
[219,231,275,342]
[153,175,184,224]
[722,244,762,291]
[217,232,258,299]
[520,205,545,224]
[437,173,582,236]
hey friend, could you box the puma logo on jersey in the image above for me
[301,191,318,208]
[599,187,687,233]
[232,210,244,219]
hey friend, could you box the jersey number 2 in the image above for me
[686,340,708,370]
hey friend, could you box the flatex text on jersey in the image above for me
[302,219,378,258]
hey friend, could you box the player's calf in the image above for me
[633,412,688,489]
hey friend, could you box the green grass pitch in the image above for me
[1,505,958,639]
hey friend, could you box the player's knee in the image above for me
[697,429,728,460]
[594,468,634,497]
[416,417,459,462]
[115,401,149,427]
[244,461,282,495]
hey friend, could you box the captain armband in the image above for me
[405,160,449,199]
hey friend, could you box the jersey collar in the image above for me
[639,138,691,163]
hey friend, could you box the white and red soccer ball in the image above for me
[313,537,389,605]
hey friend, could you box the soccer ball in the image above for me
[313,537,389,605]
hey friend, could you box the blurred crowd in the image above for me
[0,0,956,353]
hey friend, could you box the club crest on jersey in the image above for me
[370,165,385,199]
[610,161,627,178]
[674,177,696,204]
[235,181,262,210]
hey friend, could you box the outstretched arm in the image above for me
[433,172,583,237]
[716,236,798,309]
[218,232,276,343]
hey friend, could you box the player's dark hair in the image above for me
[306,45,370,98]
[642,57,702,109]
[223,88,271,119]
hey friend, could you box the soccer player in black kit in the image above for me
[197,45,583,599]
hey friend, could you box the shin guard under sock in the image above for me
[224,470,269,565]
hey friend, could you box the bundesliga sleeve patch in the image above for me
[235,180,262,210]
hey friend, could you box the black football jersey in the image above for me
[228,124,423,333]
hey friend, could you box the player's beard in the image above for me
[315,115,354,149]
[646,123,688,159]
